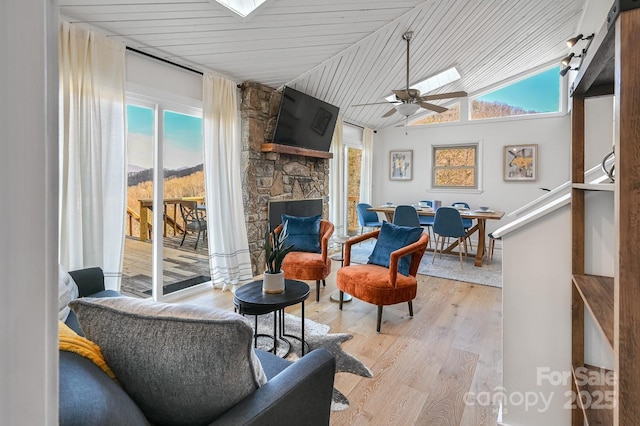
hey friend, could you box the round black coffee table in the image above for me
[234,279,310,357]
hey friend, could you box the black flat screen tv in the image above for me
[272,86,339,152]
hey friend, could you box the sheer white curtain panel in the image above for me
[329,117,346,236]
[203,74,253,291]
[58,22,126,290]
[359,127,374,204]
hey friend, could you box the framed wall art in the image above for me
[504,144,537,181]
[390,150,413,180]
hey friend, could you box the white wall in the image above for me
[374,114,571,234]
[501,207,572,425]
[126,49,203,102]
[0,0,58,424]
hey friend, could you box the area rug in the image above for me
[252,313,373,411]
[348,240,502,288]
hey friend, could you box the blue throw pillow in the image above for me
[281,214,322,253]
[368,221,423,276]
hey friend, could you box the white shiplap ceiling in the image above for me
[60,0,587,130]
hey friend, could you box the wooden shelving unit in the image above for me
[572,183,614,192]
[572,274,614,350]
[570,3,640,425]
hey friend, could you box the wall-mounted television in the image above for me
[272,86,340,152]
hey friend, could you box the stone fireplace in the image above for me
[239,82,330,276]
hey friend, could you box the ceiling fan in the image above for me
[352,31,468,118]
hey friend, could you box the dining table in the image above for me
[368,205,505,267]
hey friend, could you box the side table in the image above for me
[329,235,352,303]
[234,279,310,357]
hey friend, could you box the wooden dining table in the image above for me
[369,205,505,267]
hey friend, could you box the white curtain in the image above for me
[203,74,253,291]
[329,117,346,236]
[58,22,127,290]
[359,127,374,204]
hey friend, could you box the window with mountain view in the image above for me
[432,144,478,189]
[410,103,460,126]
[470,65,561,120]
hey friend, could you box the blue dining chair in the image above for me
[393,205,421,227]
[452,201,473,250]
[418,200,435,247]
[356,203,383,234]
[432,207,468,269]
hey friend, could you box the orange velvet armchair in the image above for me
[337,230,429,332]
[275,219,334,302]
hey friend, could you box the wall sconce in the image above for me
[561,52,583,67]
[560,33,593,76]
[566,33,594,48]
[559,65,579,77]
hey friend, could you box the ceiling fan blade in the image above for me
[392,89,411,101]
[419,91,468,101]
[351,101,394,107]
[418,101,448,114]
[382,107,397,118]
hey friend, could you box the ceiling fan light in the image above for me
[397,103,420,117]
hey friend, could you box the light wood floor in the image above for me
[181,260,502,426]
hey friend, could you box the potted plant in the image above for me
[263,221,294,293]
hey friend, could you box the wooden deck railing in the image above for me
[137,197,204,241]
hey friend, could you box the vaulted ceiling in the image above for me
[60,0,587,130]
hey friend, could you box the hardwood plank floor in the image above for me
[180,260,502,425]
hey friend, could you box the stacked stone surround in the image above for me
[239,82,330,276]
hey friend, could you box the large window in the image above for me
[470,65,561,120]
[432,144,478,189]
[410,103,460,126]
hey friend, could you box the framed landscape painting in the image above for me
[504,144,537,181]
[390,150,413,180]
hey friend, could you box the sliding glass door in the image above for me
[123,96,208,300]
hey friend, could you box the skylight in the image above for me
[385,67,461,102]
[214,0,267,18]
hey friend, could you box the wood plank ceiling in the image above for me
[60,0,587,130]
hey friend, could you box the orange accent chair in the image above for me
[337,230,429,332]
[275,220,334,302]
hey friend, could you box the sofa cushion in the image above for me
[65,290,122,336]
[368,221,423,275]
[337,263,418,306]
[281,213,321,253]
[69,297,267,426]
[254,349,292,380]
[58,264,79,322]
[59,351,148,426]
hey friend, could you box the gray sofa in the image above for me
[61,267,336,426]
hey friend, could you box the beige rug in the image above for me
[348,240,502,288]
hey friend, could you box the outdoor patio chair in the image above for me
[179,200,207,249]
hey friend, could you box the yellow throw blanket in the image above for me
[59,321,116,380]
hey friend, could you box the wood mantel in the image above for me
[261,143,333,159]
